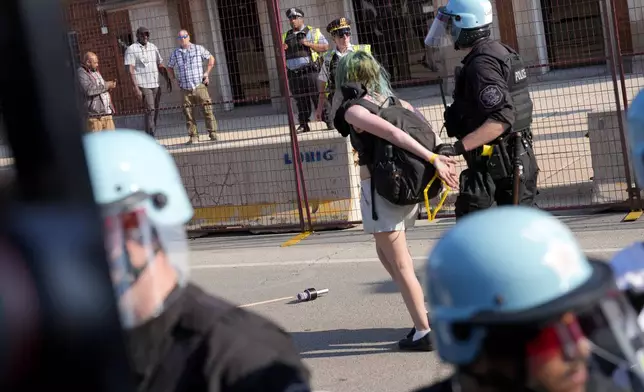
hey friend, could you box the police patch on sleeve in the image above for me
[479,85,503,109]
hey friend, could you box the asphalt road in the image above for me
[187,213,644,392]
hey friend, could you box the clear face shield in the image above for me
[521,294,644,390]
[425,8,460,49]
[102,192,190,329]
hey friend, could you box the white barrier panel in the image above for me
[587,111,631,204]
[171,131,361,232]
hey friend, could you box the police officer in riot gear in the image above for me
[611,88,644,324]
[83,129,312,392]
[315,17,371,131]
[414,206,644,392]
[424,0,539,218]
[598,89,644,391]
[282,7,329,133]
[605,243,644,391]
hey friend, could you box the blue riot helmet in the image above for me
[83,129,193,329]
[426,206,644,390]
[627,89,644,186]
[424,0,493,50]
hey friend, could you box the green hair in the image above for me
[334,51,394,99]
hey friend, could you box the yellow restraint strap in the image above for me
[424,173,450,222]
[423,144,493,221]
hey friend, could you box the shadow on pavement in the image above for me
[362,270,426,295]
[291,328,413,359]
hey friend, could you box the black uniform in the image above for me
[444,38,539,218]
[125,283,311,392]
[284,7,323,133]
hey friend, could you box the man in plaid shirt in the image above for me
[167,29,218,145]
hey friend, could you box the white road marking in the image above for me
[238,296,295,308]
[190,247,624,270]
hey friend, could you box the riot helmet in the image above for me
[426,206,644,391]
[83,130,193,329]
[424,0,493,50]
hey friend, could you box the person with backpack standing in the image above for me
[424,0,538,218]
[333,50,459,351]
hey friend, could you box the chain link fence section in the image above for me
[47,0,643,233]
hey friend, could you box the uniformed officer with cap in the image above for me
[315,17,371,130]
[424,0,539,219]
[282,7,329,133]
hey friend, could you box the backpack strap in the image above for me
[355,97,381,114]
[351,97,380,221]
[386,95,402,108]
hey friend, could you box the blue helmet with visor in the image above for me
[425,0,494,50]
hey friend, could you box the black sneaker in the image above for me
[398,331,434,352]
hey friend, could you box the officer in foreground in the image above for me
[83,129,311,391]
[415,206,644,392]
[282,7,329,133]
[609,85,644,314]
[424,0,539,219]
[601,89,644,390]
[605,240,644,391]
[315,17,371,130]
[611,87,644,310]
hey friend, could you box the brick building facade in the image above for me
[64,0,195,115]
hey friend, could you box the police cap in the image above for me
[286,7,304,18]
[327,17,351,34]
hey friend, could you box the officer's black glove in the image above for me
[435,141,465,156]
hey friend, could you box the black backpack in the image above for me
[351,95,443,221]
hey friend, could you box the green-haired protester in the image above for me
[333,50,459,351]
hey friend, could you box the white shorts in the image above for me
[360,178,418,234]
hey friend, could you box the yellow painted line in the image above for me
[280,231,312,247]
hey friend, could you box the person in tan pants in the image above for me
[167,29,218,145]
[77,52,116,132]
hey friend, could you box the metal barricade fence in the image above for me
[0,0,639,233]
